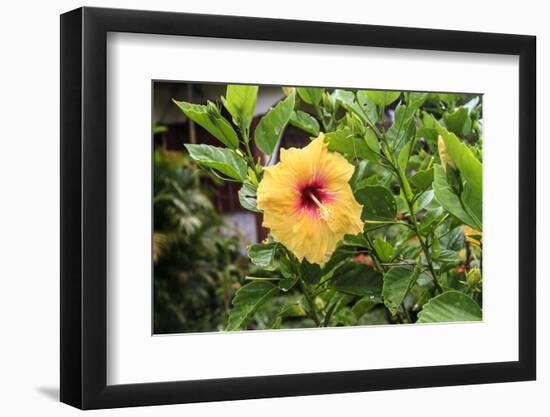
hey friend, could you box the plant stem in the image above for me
[363,232,384,272]
[406,203,443,293]
[299,279,321,327]
[392,161,444,293]
[314,104,329,132]
[240,131,261,178]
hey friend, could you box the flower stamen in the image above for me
[308,192,332,222]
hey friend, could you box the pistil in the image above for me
[308,192,332,221]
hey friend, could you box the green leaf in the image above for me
[272,301,307,329]
[386,102,420,149]
[173,100,239,149]
[373,238,395,263]
[433,164,478,229]
[330,263,383,298]
[279,276,298,292]
[436,125,482,229]
[238,180,261,212]
[247,242,278,269]
[443,107,470,137]
[432,249,462,266]
[355,185,397,221]
[362,90,401,107]
[351,296,380,320]
[221,85,258,133]
[226,282,279,330]
[184,144,247,181]
[254,93,295,155]
[333,89,371,125]
[411,168,434,191]
[382,267,419,315]
[364,129,380,153]
[417,290,481,323]
[332,89,355,106]
[397,138,414,173]
[289,110,320,136]
[324,292,354,326]
[355,91,379,122]
[406,92,428,108]
[297,87,324,105]
[301,260,323,285]
[342,233,369,248]
[414,189,434,212]
[325,128,376,160]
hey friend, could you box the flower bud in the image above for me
[437,135,455,170]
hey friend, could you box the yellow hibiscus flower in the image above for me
[257,133,364,264]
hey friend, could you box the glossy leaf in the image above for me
[362,90,401,107]
[301,260,323,285]
[297,87,324,105]
[433,164,479,229]
[325,128,377,160]
[433,249,462,266]
[411,168,434,191]
[364,129,380,153]
[351,296,380,320]
[355,185,397,221]
[238,180,261,212]
[173,100,239,149]
[386,103,417,149]
[333,89,371,125]
[382,267,419,315]
[443,107,471,137]
[436,125,482,229]
[417,290,481,323]
[255,93,295,155]
[247,243,278,269]
[398,138,414,173]
[373,238,395,263]
[184,144,247,181]
[330,263,383,297]
[226,282,279,330]
[221,85,258,133]
[290,110,320,136]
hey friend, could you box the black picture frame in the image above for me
[60,6,536,410]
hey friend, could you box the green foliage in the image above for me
[247,243,278,269]
[170,84,483,331]
[373,238,395,262]
[325,128,377,160]
[254,93,295,155]
[173,100,239,149]
[362,90,401,107]
[355,185,397,220]
[330,263,383,298]
[382,267,419,316]
[436,124,482,229]
[222,84,258,135]
[153,149,247,333]
[297,87,324,105]
[238,180,261,212]
[417,290,482,323]
[226,282,279,330]
[290,110,320,136]
[184,143,247,181]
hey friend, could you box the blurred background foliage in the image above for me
[153,148,248,333]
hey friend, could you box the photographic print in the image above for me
[152,82,483,334]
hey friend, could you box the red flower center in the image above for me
[297,179,333,215]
